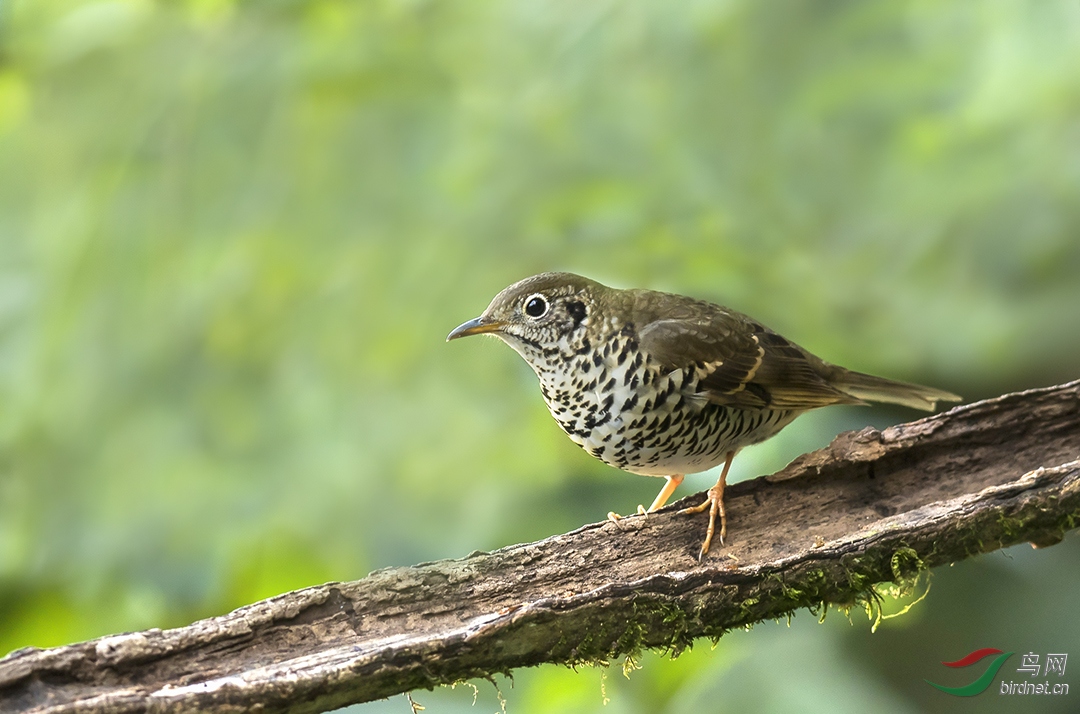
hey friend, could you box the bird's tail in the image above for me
[829,368,961,412]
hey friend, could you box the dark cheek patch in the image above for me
[566,300,587,328]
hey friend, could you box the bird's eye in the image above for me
[524,294,548,318]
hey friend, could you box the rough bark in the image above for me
[2,381,1079,714]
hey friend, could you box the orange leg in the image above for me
[679,451,735,559]
[646,474,684,512]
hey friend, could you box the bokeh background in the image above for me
[2,0,1079,712]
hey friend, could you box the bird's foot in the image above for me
[607,504,649,524]
[678,483,727,560]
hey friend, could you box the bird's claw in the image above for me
[608,504,651,530]
[679,484,727,559]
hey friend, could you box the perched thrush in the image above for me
[447,272,960,558]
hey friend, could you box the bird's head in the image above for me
[447,272,604,357]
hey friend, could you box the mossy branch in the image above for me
[3,381,1079,714]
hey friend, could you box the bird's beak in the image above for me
[446,316,505,341]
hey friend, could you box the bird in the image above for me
[447,272,960,559]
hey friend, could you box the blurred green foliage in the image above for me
[1,0,1079,712]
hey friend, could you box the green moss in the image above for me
[889,547,924,590]
[996,510,1024,540]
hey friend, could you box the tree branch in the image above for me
[3,381,1079,714]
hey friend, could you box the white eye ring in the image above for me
[523,293,549,319]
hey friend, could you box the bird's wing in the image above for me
[635,301,860,410]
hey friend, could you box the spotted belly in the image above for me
[582,402,794,476]
[537,353,795,477]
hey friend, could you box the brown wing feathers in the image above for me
[636,314,771,408]
[634,295,863,411]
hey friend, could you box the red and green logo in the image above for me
[926,648,1014,696]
